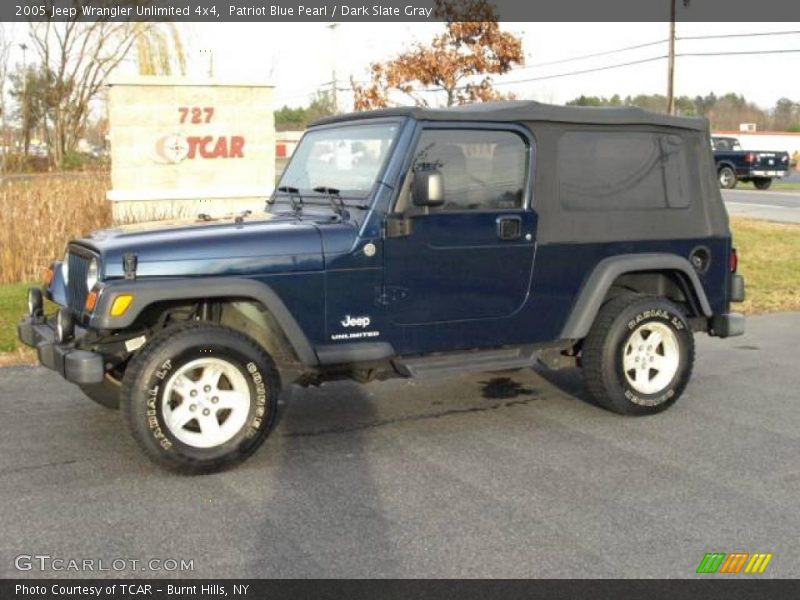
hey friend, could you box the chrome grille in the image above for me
[66,251,90,314]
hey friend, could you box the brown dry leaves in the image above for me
[353,0,524,109]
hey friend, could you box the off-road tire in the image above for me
[78,376,121,409]
[581,293,694,415]
[718,166,737,189]
[753,177,772,190]
[120,322,280,474]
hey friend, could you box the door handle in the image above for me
[496,215,522,240]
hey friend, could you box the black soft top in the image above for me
[312,100,708,131]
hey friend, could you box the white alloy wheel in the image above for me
[162,358,252,448]
[621,321,680,396]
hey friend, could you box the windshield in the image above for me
[278,122,399,199]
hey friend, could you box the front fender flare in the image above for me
[90,277,318,366]
[559,253,713,340]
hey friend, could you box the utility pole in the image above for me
[667,0,690,115]
[19,42,29,155]
[328,23,339,113]
[666,0,676,115]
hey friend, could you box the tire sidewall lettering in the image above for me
[245,361,268,439]
[626,308,684,332]
[624,386,675,407]
[145,383,173,451]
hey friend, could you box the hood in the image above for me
[75,212,352,279]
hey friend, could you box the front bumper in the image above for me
[17,315,105,384]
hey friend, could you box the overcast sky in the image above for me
[4,21,800,110]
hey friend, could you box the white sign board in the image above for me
[107,76,275,221]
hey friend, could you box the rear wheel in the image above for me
[753,177,772,190]
[121,322,280,474]
[718,166,737,189]
[581,294,694,415]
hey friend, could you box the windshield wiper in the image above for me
[311,186,370,211]
[312,186,349,218]
[270,185,304,214]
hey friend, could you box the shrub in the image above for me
[0,173,112,284]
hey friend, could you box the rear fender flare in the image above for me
[559,253,713,340]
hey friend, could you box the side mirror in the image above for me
[412,169,444,207]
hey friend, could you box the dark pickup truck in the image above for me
[712,136,790,190]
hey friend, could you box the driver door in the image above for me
[382,126,536,337]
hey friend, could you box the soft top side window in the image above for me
[559,130,693,211]
[403,129,528,212]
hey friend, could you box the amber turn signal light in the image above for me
[84,290,99,312]
[43,267,54,287]
[110,294,134,317]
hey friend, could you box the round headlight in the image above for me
[62,251,70,284]
[86,258,99,290]
[27,287,43,317]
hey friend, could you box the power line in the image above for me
[483,29,800,76]
[491,55,668,87]
[277,34,800,106]
[429,47,800,92]
[495,48,800,86]
[677,48,800,57]
[677,29,800,41]
[479,29,800,77]
[515,39,667,70]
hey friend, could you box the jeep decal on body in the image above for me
[341,315,371,328]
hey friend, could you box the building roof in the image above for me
[313,100,708,131]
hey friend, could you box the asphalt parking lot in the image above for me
[0,313,798,579]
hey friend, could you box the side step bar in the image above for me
[394,347,538,380]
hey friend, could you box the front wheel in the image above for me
[120,323,280,474]
[581,294,695,415]
[753,177,772,190]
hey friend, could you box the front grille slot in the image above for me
[67,251,90,314]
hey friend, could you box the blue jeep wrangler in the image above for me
[19,102,745,473]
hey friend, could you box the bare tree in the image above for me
[26,1,185,168]
[136,22,186,76]
[0,24,13,165]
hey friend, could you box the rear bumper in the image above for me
[746,169,789,178]
[729,273,745,303]
[17,316,105,384]
[709,313,745,338]
[708,273,746,337]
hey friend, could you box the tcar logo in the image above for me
[154,133,245,164]
[341,315,371,328]
[155,134,190,163]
